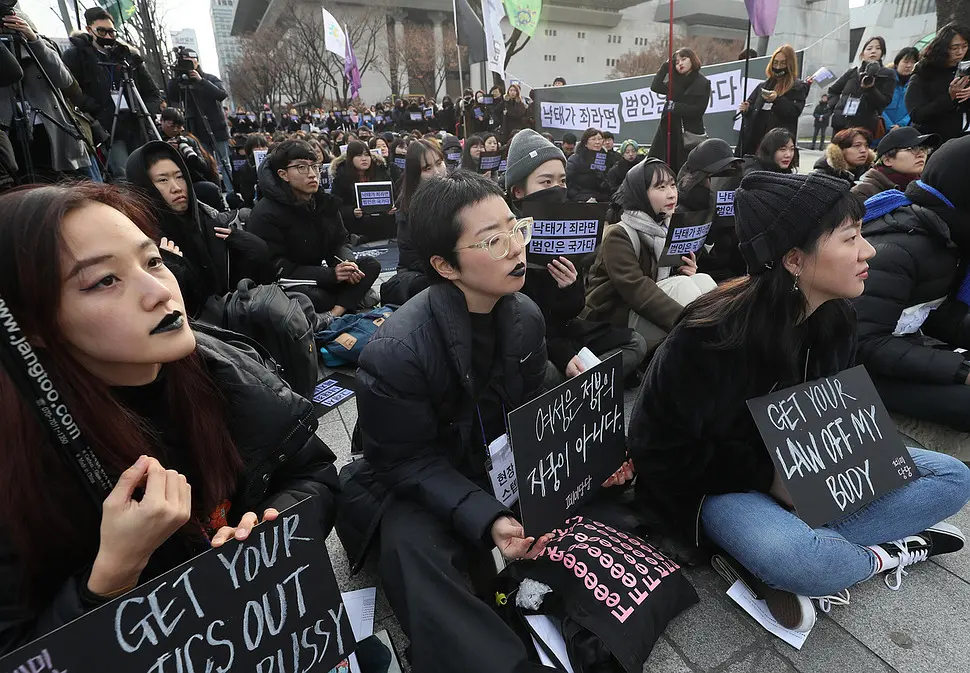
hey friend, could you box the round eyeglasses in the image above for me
[455,218,533,260]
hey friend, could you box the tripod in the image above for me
[2,34,104,184]
[103,56,161,181]
[175,81,236,194]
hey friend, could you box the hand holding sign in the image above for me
[678,251,698,276]
[210,507,279,547]
[547,256,578,288]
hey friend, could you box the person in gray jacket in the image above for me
[0,13,92,182]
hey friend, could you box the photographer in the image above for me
[827,36,895,137]
[61,7,160,181]
[164,47,231,193]
[906,23,970,143]
[0,12,93,182]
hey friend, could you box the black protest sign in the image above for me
[710,175,741,232]
[354,181,394,215]
[446,149,462,165]
[409,111,422,121]
[657,211,712,266]
[320,164,332,194]
[508,354,627,537]
[747,366,918,528]
[589,151,608,172]
[478,151,502,173]
[0,497,354,673]
[312,372,356,419]
[520,201,609,264]
[423,107,434,119]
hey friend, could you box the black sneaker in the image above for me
[712,554,816,632]
[875,522,965,590]
[921,521,966,556]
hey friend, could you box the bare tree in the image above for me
[382,24,459,98]
[938,0,970,29]
[128,0,171,88]
[608,36,744,80]
[229,29,287,112]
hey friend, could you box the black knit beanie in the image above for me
[735,171,852,274]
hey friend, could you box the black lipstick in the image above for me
[150,311,184,335]
[509,262,526,277]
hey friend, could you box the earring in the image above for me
[792,271,800,293]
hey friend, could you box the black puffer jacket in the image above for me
[566,147,612,202]
[906,60,970,143]
[165,70,230,145]
[827,63,895,135]
[852,191,970,385]
[0,330,340,654]
[336,283,547,568]
[739,78,808,155]
[629,305,857,547]
[60,34,160,145]
[247,159,352,285]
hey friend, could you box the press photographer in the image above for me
[164,47,231,193]
[61,7,161,181]
[0,11,94,184]
[826,36,895,137]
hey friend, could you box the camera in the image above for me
[860,60,880,87]
[958,60,970,78]
[0,0,17,20]
[172,46,196,82]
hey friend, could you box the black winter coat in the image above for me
[648,67,711,172]
[0,331,340,655]
[328,154,395,240]
[247,160,352,286]
[436,104,458,135]
[166,70,230,145]
[607,155,642,192]
[906,60,970,143]
[60,34,161,145]
[629,306,857,546]
[336,284,547,568]
[827,63,895,135]
[852,198,970,385]
[812,101,832,126]
[566,147,612,202]
[739,78,808,155]
[502,98,529,141]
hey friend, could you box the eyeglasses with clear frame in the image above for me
[454,217,533,260]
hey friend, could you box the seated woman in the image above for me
[0,182,340,654]
[629,171,970,633]
[380,139,448,305]
[460,134,484,171]
[566,127,613,203]
[813,127,875,184]
[607,139,643,192]
[743,127,798,176]
[584,158,716,350]
[330,140,396,243]
[851,126,937,200]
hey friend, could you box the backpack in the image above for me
[222,279,319,399]
[316,306,396,366]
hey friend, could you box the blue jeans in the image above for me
[702,448,970,597]
[215,139,232,193]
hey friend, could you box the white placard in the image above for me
[539,102,621,134]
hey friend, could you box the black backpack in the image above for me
[221,279,319,399]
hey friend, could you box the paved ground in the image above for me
[318,371,970,673]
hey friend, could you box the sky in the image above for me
[20,0,223,77]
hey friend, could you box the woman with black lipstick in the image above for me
[0,182,340,655]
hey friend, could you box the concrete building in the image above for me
[851,0,937,61]
[229,0,850,103]
[170,28,201,54]
[211,0,244,98]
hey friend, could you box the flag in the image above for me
[454,0,487,64]
[321,7,347,56]
[344,32,362,101]
[503,0,541,38]
[743,0,780,37]
[482,0,507,78]
[100,0,135,26]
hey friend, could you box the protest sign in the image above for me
[478,151,502,172]
[747,366,918,528]
[710,175,741,232]
[519,201,608,264]
[533,53,801,145]
[320,164,332,194]
[253,149,268,170]
[393,156,406,170]
[312,373,356,419]
[232,157,248,173]
[657,212,712,266]
[354,181,394,215]
[409,112,422,121]
[508,354,626,536]
[445,149,462,164]
[482,95,494,105]
[0,497,354,673]
[589,151,608,172]
[423,108,434,119]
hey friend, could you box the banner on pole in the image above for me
[321,7,347,56]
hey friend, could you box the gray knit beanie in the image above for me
[504,129,566,192]
[735,171,851,274]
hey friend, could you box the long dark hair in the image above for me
[399,139,445,213]
[920,23,970,67]
[461,135,483,170]
[345,140,378,180]
[756,127,798,172]
[680,191,865,383]
[0,183,242,601]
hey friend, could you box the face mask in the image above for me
[771,67,787,75]
[520,185,567,205]
[95,36,116,48]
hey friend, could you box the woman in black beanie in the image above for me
[628,170,970,634]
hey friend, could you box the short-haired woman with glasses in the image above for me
[247,139,381,323]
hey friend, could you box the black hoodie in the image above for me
[126,142,272,316]
[247,159,353,286]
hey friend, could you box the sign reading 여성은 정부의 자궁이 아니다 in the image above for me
[0,497,355,673]
[747,366,919,528]
[355,181,394,216]
[519,201,608,264]
[657,211,712,267]
[508,354,627,537]
[532,53,801,144]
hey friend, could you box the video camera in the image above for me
[958,60,970,78]
[172,45,196,83]
[860,60,881,87]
